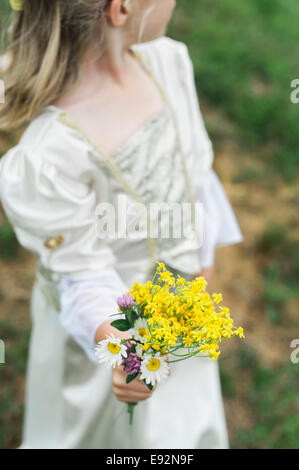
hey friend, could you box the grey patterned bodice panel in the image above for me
[110,105,202,276]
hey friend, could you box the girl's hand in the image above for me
[112,365,155,403]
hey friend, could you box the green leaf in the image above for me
[145,382,153,391]
[111,319,130,331]
[126,373,139,384]
[126,309,138,328]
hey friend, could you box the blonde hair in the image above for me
[0,0,114,131]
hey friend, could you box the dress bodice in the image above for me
[99,103,203,276]
[109,106,188,206]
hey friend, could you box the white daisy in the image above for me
[140,353,170,386]
[94,335,127,368]
[132,318,150,343]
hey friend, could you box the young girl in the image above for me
[0,0,242,449]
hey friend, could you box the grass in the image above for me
[221,345,299,449]
[169,0,299,180]
[257,223,299,325]
[0,319,30,449]
[0,223,19,259]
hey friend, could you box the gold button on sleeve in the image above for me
[44,235,64,250]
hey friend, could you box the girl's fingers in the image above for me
[123,380,152,394]
[117,370,152,393]
[115,376,153,395]
[116,390,153,402]
[113,366,157,397]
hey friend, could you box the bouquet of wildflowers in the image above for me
[95,262,244,424]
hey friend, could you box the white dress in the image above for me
[0,37,242,449]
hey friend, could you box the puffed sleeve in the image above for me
[0,145,116,272]
[0,144,128,362]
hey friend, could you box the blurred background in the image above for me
[0,0,299,449]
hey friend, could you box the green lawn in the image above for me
[169,0,299,180]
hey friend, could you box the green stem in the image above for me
[120,338,137,344]
[168,350,205,363]
[151,268,158,285]
[127,402,137,425]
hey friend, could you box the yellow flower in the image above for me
[235,327,245,338]
[156,261,166,272]
[124,261,244,363]
[159,270,175,286]
[212,293,223,304]
[177,275,185,287]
